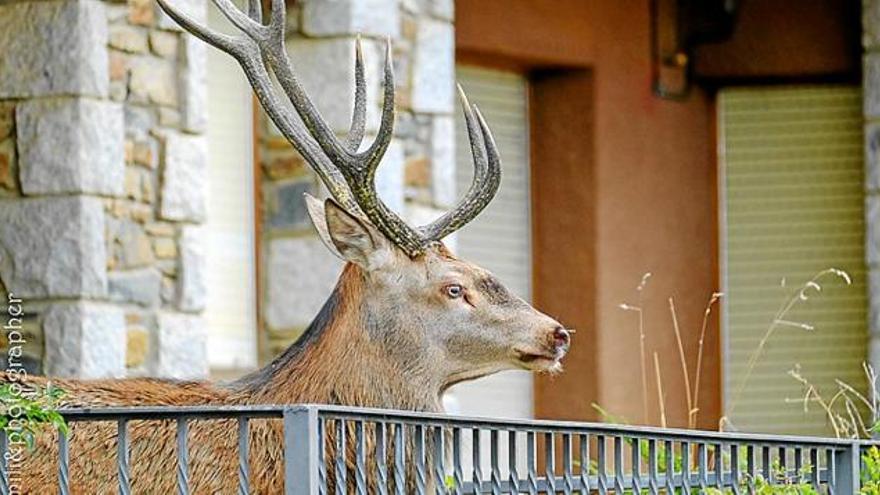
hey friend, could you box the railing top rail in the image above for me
[58,403,880,448]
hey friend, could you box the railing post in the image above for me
[833,442,860,495]
[284,406,320,495]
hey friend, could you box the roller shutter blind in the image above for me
[720,86,867,435]
[204,6,258,371]
[445,66,533,420]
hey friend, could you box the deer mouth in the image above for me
[513,348,564,372]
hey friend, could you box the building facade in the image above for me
[0,0,877,435]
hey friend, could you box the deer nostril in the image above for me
[552,327,570,348]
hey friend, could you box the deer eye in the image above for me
[444,284,464,299]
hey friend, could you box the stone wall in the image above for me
[0,0,209,379]
[866,0,880,375]
[259,0,456,358]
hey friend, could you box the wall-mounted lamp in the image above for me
[651,0,740,100]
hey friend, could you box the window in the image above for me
[204,7,258,372]
[446,66,533,419]
[720,86,867,434]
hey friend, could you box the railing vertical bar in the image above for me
[545,432,556,494]
[318,418,327,495]
[647,439,658,495]
[471,429,482,495]
[832,443,859,495]
[562,432,573,495]
[118,418,131,495]
[176,417,189,495]
[778,447,787,482]
[730,444,741,495]
[794,447,802,484]
[597,435,607,495]
[433,427,444,495]
[414,424,426,495]
[58,425,70,495]
[283,407,319,495]
[714,443,723,489]
[809,447,820,491]
[237,417,249,495]
[526,431,537,495]
[825,447,837,495]
[508,431,519,495]
[355,421,367,495]
[453,428,463,495]
[761,446,771,484]
[664,441,674,495]
[394,423,405,495]
[630,436,641,494]
[697,442,707,492]
[490,429,501,495]
[747,444,756,494]
[578,434,589,495]
[376,422,388,495]
[613,436,624,495]
[0,430,7,495]
[335,419,346,495]
[681,441,691,495]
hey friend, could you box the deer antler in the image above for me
[157,0,501,257]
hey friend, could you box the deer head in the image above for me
[158,0,571,405]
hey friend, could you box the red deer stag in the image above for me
[8,0,571,492]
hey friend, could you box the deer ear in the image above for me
[304,193,344,260]
[323,198,393,270]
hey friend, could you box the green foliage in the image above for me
[0,382,67,450]
[862,446,880,495]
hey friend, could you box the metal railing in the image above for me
[2,404,877,494]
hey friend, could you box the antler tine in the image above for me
[420,86,501,241]
[246,0,262,23]
[344,36,367,152]
[156,0,241,54]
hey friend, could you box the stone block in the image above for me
[867,53,880,119]
[411,19,454,114]
[302,0,400,38]
[868,123,880,193]
[268,180,313,231]
[373,138,405,213]
[265,237,343,330]
[869,194,880,266]
[154,312,208,379]
[430,0,454,21]
[149,30,179,58]
[129,0,155,26]
[16,98,124,196]
[153,237,177,259]
[177,225,206,312]
[866,0,880,49]
[430,116,456,207]
[181,35,207,133]
[108,268,161,307]
[160,132,207,222]
[43,302,125,379]
[0,101,14,140]
[109,25,149,53]
[108,219,155,269]
[0,0,109,98]
[287,37,382,133]
[0,197,107,299]
[126,327,150,368]
[129,56,178,107]
[0,140,16,191]
[870,267,880,334]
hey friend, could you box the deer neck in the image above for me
[233,264,444,413]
